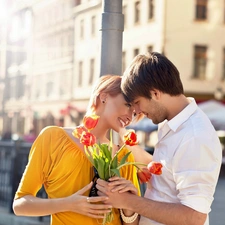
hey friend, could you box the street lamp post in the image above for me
[99,0,124,77]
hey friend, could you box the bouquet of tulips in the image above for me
[72,114,163,224]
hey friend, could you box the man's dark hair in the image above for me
[121,52,184,102]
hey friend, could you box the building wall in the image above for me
[1,0,225,138]
[164,0,225,96]
[73,1,101,100]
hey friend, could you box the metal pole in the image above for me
[99,0,124,76]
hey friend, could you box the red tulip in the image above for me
[83,114,100,130]
[137,168,152,184]
[80,131,96,146]
[72,125,87,139]
[147,161,163,175]
[123,130,138,146]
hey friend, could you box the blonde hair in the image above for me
[86,75,122,115]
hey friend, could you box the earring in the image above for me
[102,100,105,103]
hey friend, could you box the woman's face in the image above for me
[100,93,134,132]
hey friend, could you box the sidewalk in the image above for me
[0,176,224,225]
[209,174,225,225]
[0,207,50,225]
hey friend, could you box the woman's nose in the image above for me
[126,109,133,123]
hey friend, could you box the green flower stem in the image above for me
[116,161,147,171]
[108,143,126,177]
[109,143,148,176]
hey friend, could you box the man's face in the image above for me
[133,96,167,124]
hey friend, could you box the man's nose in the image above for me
[134,107,142,115]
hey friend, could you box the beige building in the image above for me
[75,0,225,101]
[0,0,225,138]
[30,0,75,133]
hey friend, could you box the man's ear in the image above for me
[99,93,107,103]
[150,89,161,100]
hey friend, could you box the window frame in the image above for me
[195,0,208,21]
[193,45,207,80]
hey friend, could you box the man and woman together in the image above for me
[13,52,222,225]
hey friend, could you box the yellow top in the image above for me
[15,126,140,225]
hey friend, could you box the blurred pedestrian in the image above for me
[23,129,37,143]
[2,130,12,141]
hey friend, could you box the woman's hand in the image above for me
[65,182,112,219]
[107,177,138,195]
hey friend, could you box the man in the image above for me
[97,52,222,225]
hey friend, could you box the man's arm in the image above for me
[96,179,207,225]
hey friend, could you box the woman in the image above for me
[13,75,151,225]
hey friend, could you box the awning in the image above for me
[198,100,225,130]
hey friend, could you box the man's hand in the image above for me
[96,178,134,208]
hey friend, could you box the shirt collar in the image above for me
[159,97,198,133]
[167,97,197,132]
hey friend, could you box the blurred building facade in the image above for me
[0,0,225,138]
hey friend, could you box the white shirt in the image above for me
[140,98,222,225]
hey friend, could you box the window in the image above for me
[224,0,225,23]
[80,19,84,39]
[34,76,41,99]
[193,45,207,79]
[60,70,70,96]
[195,0,207,20]
[148,0,154,20]
[91,16,96,36]
[89,59,94,85]
[223,48,225,80]
[46,81,54,97]
[78,61,83,86]
[134,48,139,57]
[17,75,25,98]
[134,1,140,24]
[122,51,126,73]
[123,6,127,28]
[9,77,16,99]
[74,0,81,6]
[147,45,153,53]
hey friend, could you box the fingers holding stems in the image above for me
[68,182,112,218]
[85,196,112,219]
[108,177,138,195]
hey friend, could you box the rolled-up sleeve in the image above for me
[173,134,222,213]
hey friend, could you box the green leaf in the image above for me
[97,158,106,179]
[109,129,113,149]
[111,155,118,169]
[110,168,121,177]
[119,151,132,166]
[93,158,99,169]
[100,143,112,160]
[99,144,112,161]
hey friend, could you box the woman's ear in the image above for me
[150,89,161,100]
[99,93,107,103]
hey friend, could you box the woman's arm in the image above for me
[13,182,111,219]
[119,127,153,164]
[126,145,152,165]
